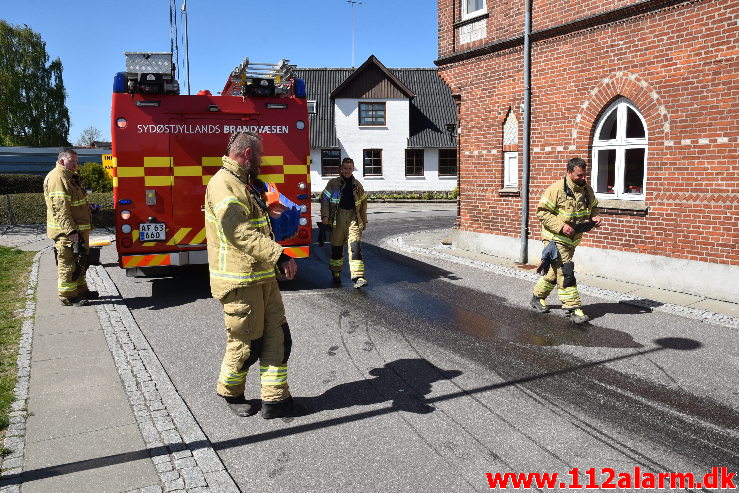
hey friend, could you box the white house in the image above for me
[295,56,458,193]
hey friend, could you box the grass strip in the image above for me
[0,246,36,456]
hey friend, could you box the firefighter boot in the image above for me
[222,395,258,417]
[60,296,88,307]
[79,290,100,300]
[567,308,590,324]
[352,277,368,289]
[530,295,550,313]
[261,397,307,419]
[332,272,342,285]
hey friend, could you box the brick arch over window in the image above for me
[571,72,670,146]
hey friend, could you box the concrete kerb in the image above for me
[86,265,240,493]
[385,230,739,330]
[0,247,45,490]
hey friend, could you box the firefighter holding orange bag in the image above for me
[205,131,305,419]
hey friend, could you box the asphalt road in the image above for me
[102,205,739,492]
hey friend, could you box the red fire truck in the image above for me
[110,52,311,275]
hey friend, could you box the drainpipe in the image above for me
[452,94,462,228]
[518,0,532,264]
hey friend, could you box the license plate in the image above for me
[139,223,166,242]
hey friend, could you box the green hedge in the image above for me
[78,162,113,192]
[0,192,114,227]
[311,189,458,201]
[0,174,45,194]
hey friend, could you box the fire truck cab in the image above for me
[110,52,311,276]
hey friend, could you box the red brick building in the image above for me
[436,0,739,302]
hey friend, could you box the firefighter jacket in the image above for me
[536,176,599,247]
[205,156,284,300]
[320,176,368,227]
[43,163,92,240]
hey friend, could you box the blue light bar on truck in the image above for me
[293,78,306,98]
[113,72,127,93]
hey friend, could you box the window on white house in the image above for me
[358,102,386,126]
[438,149,457,176]
[321,149,341,176]
[504,152,518,188]
[363,149,382,176]
[591,98,647,199]
[405,149,424,176]
[307,100,317,114]
[462,0,486,19]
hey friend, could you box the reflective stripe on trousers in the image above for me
[532,240,581,309]
[217,281,292,402]
[330,208,365,278]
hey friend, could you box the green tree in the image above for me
[0,20,70,146]
[78,162,112,192]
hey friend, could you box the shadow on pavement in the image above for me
[15,339,739,485]
[302,358,462,415]
[117,264,212,311]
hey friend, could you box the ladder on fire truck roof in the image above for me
[222,58,296,96]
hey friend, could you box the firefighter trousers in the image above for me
[330,208,365,279]
[54,231,90,301]
[532,240,581,309]
[217,280,292,402]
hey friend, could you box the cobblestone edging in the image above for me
[387,231,739,330]
[86,265,239,493]
[0,249,43,491]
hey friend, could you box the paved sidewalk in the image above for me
[0,227,238,493]
[0,222,736,492]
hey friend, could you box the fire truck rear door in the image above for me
[168,118,240,254]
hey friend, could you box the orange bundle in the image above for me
[264,182,281,207]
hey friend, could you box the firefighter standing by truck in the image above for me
[205,131,305,419]
[530,157,602,324]
[44,149,99,306]
[320,157,369,288]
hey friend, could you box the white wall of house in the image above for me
[309,98,457,193]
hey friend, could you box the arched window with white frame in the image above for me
[591,97,648,200]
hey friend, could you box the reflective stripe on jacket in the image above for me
[43,163,91,239]
[205,156,283,300]
[319,176,368,227]
[536,176,599,247]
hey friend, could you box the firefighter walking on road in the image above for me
[530,157,602,324]
[44,148,99,306]
[205,131,305,419]
[320,157,369,288]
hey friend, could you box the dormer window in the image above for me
[359,102,386,126]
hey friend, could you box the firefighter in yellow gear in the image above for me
[43,149,98,306]
[205,131,304,419]
[531,157,602,324]
[320,157,369,289]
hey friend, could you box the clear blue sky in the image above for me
[1,0,439,144]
